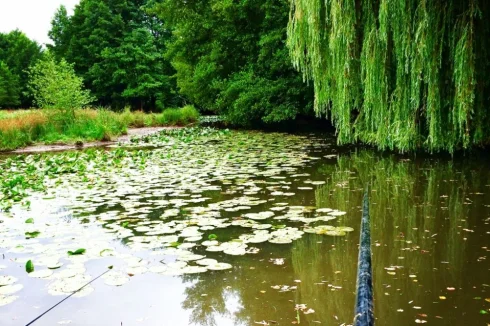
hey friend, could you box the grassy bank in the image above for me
[0,106,199,151]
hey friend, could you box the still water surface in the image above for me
[1,129,489,325]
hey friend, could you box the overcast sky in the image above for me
[0,0,80,46]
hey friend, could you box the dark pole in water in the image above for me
[354,190,374,326]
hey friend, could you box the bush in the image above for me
[159,105,199,126]
[27,52,94,126]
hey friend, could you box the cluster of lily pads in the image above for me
[0,127,352,307]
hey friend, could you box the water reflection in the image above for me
[309,150,490,325]
[178,149,490,325]
[1,141,489,326]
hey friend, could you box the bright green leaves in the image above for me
[27,51,94,124]
[287,0,490,152]
[67,249,86,256]
[25,218,34,224]
[0,30,42,107]
[25,231,41,239]
[153,0,312,125]
[48,0,179,110]
[0,61,21,108]
[169,242,181,248]
[25,260,34,273]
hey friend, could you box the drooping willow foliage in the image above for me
[287,0,490,152]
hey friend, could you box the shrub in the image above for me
[27,52,94,126]
[159,105,199,126]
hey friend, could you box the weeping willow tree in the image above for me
[288,0,490,152]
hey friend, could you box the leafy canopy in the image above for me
[153,0,313,126]
[48,0,179,110]
[0,30,42,107]
[288,0,490,152]
[27,52,94,123]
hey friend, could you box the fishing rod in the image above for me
[354,189,374,326]
[25,266,113,326]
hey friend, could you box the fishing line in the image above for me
[25,267,113,326]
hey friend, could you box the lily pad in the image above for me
[103,271,130,286]
[67,248,86,256]
[0,276,17,286]
[0,295,18,307]
[26,260,34,273]
[0,284,23,295]
[29,269,54,279]
[207,263,233,271]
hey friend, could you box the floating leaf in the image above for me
[0,276,17,286]
[26,260,34,273]
[208,234,218,240]
[103,271,130,286]
[67,248,86,256]
[0,284,23,295]
[0,295,18,307]
[169,242,181,248]
[25,218,34,224]
[25,231,41,239]
[272,225,286,229]
[28,270,54,278]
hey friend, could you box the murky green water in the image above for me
[1,128,489,325]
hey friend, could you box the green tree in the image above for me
[0,61,21,108]
[48,0,178,110]
[153,0,313,126]
[47,5,72,60]
[0,30,42,107]
[27,52,94,124]
[92,28,175,110]
[288,0,490,152]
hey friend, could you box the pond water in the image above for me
[1,128,489,325]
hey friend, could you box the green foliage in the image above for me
[27,52,94,124]
[67,248,86,256]
[0,107,199,151]
[25,231,41,239]
[288,0,490,152]
[159,105,200,126]
[0,61,21,108]
[49,0,179,110]
[26,260,34,273]
[153,0,313,126]
[0,30,42,107]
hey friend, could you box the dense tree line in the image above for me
[1,0,312,126]
[47,0,178,110]
[0,30,42,108]
[152,0,313,125]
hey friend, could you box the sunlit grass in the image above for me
[0,106,200,151]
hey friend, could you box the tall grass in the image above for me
[0,106,199,151]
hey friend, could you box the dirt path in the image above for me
[12,126,179,154]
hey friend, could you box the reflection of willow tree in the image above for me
[291,234,358,324]
[176,150,489,325]
[180,273,233,326]
[311,151,482,323]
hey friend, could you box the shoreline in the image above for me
[9,126,180,154]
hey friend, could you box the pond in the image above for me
[1,127,489,325]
